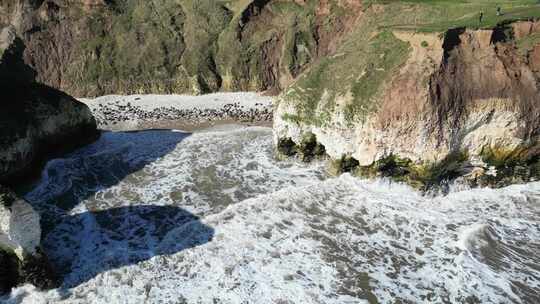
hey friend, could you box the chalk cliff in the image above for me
[274,20,540,189]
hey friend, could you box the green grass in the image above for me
[372,0,540,32]
[20,0,540,98]
[279,0,540,126]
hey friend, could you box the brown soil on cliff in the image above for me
[1,0,364,97]
[428,25,540,141]
[375,22,540,152]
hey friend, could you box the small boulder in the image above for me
[0,185,58,294]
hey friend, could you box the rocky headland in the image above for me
[274,16,540,191]
[2,0,537,191]
[0,26,98,293]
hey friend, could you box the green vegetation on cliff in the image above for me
[276,1,540,191]
[5,0,361,97]
[280,0,540,125]
[276,133,326,162]
[283,28,410,126]
[372,0,540,32]
[8,0,539,98]
[67,0,190,95]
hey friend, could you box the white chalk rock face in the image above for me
[0,186,58,293]
[274,24,540,170]
[0,188,41,260]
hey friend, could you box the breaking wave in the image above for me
[4,126,540,303]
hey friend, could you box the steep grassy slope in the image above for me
[3,0,539,99]
[1,0,362,97]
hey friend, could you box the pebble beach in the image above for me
[79,92,274,131]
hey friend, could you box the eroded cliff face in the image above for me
[0,0,362,97]
[274,21,540,189]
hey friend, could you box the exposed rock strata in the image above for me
[274,21,540,189]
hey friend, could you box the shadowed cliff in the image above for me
[0,26,99,185]
[0,25,98,293]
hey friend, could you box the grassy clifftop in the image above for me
[373,0,540,32]
[3,0,540,98]
[280,0,540,126]
[275,0,540,190]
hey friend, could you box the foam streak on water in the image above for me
[4,126,540,304]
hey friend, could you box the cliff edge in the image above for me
[0,0,361,96]
[274,11,540,190]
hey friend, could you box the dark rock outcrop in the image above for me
[0,26,99,185]
[0,26,98,293]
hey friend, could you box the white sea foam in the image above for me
[3,126,540,304]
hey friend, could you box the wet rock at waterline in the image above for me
[0,27,97,293]
[0,186,58,293]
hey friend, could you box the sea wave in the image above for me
[4,126,539,304]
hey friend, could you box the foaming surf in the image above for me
[3,126,540,303]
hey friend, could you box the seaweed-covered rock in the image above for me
[329,155,360,176]
[297,132,326,162]
[277,137,297,157]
